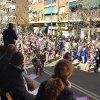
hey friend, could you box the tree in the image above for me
[76,0,100,38]
[15,0,29,32]
[16,0,29,25]
[57,12,68,36]
[0,0,6,30]
[0,0,29,32]
[56,1,69,36]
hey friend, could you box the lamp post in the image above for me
[50,0,52,34]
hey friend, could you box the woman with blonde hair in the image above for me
[35,59,76,100]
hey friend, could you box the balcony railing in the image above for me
[69,0,76,2]
[44,15,57,21]
[6,0,16,3]
[68,12,82,21]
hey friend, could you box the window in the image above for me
[59,6,65,14]
[32,11,37,17]
[7,5,16,12]
[38,0,42,3]
[44,0,56,6]
[38,11,43,17]
[33,0,37,4]
[6,8,9,13]
[6,0,15,3]
[12,0,16,3]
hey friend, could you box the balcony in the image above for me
[44,15,57,22]
[6,0,16,3]
[68,12,82,21]
[69,0,76,2]
[5,7,16,15]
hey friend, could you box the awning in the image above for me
[44,6,56,15]
[69,1,77,8]
[28,0,33,3]
[28,10,32,13]
[40,27,47,32]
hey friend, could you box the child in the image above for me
[71,48,77,62]
[48,47,52,62]
[27,82,35,93]
[81,48,86,64]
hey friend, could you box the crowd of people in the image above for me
[0,23,100,100]
[0,23,100,74]
[15,31,100,74]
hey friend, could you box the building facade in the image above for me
[0,0,16,28]
[29,0,100,39]
[0,0,29,28]
[29,0,70,35]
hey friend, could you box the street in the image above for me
[26,59,100,100]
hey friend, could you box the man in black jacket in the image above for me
[2,23,17,48]
[0,44,16,74]
[0,52,35,100]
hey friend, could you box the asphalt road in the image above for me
[26,59,100,100]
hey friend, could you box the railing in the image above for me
[6,0,16,3]
[68,12,82,21]
[69,0,76,2]
[44,15,57,21]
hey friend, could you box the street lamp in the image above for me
[50,0,52,34]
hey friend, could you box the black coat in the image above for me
[0,64,35,100]
[35,80,76,100]
[3,28,17,48]
[0,54,11,75]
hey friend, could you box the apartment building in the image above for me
[0,0,16,25]
[28,0,82,36]
[29,0,70,35]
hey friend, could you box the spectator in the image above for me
[0,44,32,82]
[95,48,100,72]
[0,52,35,100]
[2,23,17,48]
[40,50,46,71]
[0,44,16,74]
[32,53,42,75]
[77,43,83,62]
[27,82,35,93]
[81,48,86,64]
[35,59,76,100]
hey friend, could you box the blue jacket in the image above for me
[81,51,86,57]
